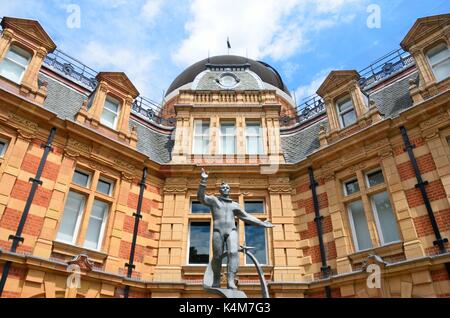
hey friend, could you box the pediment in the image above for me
[1,17,56,52]
[316,70,359,97]
[401,14,450,50]
[97,72,140,98]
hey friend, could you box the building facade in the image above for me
[0,14,449,298]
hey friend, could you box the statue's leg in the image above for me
[226,230,239,290]
[212,230,224,288]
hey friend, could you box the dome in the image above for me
[166,55,290,96]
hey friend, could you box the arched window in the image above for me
[0,45,32,84]
[426,42,450,82]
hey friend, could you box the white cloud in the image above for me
[172,0,366,66]
[293,68,334,103]
[141,0,163,20]
[79,41,159,97]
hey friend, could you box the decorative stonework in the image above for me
[68,254,94,272]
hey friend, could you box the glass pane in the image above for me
[367,170,385,187]
[246,123,261,136]
[348,200,372,251]
[0,141,6,156]
[245,225,267,265]
[104,98,119,113]
[427,43,450,65]
[0,59,25,83]
[101,108,117,128]
[83,200,108,250]
[344,179,360,195]
[433,59,450,82]
[372,192,400,244]
[221,123,235,135]
[341,109,356,127]
[193,137,209,154]
[244,201,265,214]
[189,222,210,264]
[221,136,236,154]
[191,201,210,214]
[56,192,85,243]
[97,179,112,195]
[194,120,210,135]
[72,170,90,187]
[337,96,353,112]
[6,47,31,66]
[247,136,263,155]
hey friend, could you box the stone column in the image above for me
[0,29,14,61]
[21,47,47,93]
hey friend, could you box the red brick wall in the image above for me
[405,180,447,208]
[397,153,436,181]
[414,209,450,237]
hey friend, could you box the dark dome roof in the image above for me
[166,55,290,96]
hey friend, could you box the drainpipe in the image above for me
[400,126,450,277]
[124,167,148,298]
[308,167,332,298]
[0,127,57,297]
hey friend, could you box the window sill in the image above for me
[182,265,273,277]
[52,240,108,264]
[348,241,404,264]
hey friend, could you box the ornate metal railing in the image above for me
[131,96,176,127]
[283,48,416,127]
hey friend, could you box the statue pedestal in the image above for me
[204,286,247,299]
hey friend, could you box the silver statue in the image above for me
[198,168,274,296]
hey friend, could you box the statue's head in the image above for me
[219,182,230,197]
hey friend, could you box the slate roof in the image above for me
[280,71,418,164]
[41,72,174,164]
[195,70,262,91]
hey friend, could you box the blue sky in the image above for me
[1,0,448,104]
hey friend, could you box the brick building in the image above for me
[0,13,449,298]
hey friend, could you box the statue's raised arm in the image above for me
[197,168,215,206]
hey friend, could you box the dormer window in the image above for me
[426,43,450,82]
[101,96,121,129]
[336,95,356,128]
[0,45,31,84]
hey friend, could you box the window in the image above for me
[188,222,211,264]
[193,120,210,155]
[220,122,236,155]
[336,95,356,128]
[371,191,400,245]
[72,170,91,188]
[0,139,8,157]
[0,45,31,84]
[244,224,267,265]
[83,200,109,250]
[366,169,385,188]
[344,178,360,196]
[348,200,372,251]
[97,178,114,196]
[56,167,115,251]
[191,201,210,214]
[246,122,263,155]
[427,43,450,82]
[101,97,121,129]
[244,201,265,214]
[56,191,85,244]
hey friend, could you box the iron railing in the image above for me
[284,48,416,127]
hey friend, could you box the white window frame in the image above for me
[83,199,109,251]
[72,169,92,189]
[370,191,400,246]
[56,191,86,245]
[347,200,370,252]
[192,119,210,155]
[365,168,385,189]
[336,95,356,129]
[97,177,114,196]
[0,45,32,84]
[0,138,9,158]
[245,121,264,155]
[343,177,359,196]
[426,42,450,82]
[187,221,212,265]
[101,96,121,130]
[219,121,237,155]
[244,200,266,214]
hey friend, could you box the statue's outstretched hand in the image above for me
[201,168,209,180]
[262,220,275,228]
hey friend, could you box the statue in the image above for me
[198,168,274,298]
